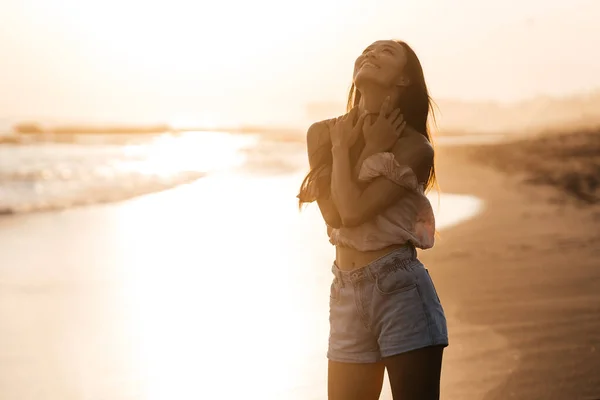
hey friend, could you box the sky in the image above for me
[1,0,599,127]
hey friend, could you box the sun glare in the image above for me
[143,132,256,175]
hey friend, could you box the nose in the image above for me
[366,49,377,60]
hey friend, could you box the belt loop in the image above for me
[333,264,345,288]
[366,264,375,281]
[411,243,417,259]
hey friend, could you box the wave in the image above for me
[0,132,256,215]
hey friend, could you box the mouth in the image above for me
[361,61,380,69]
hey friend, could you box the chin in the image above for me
[354,69,386,88]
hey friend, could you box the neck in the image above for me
[357,84,400,115]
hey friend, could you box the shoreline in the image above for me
[0,133,498,217]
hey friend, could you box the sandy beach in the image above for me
[1,131,599,400]
[426,130,600,400]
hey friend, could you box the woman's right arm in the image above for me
[306,121,342,229]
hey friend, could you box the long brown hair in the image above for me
[298,40,437,207]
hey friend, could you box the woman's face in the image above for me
[353,40,408,89]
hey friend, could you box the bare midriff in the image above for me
[335,243,408,271]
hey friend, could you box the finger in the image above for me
[385,97,394,116]
[388,108,401,122]
[378,96,390,120]
[363,114,374,130]
[393,118,403,130]
[392,113,404,127]
[344,108,356,122]
[349,107,360,123]
[355,112,368,129]
[395,121,407,136]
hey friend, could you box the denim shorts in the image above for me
[328,245,448,363]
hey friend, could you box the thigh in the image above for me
[384,345,444,400]
[328,360,385,400]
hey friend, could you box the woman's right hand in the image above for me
[362,96,407,152]
[330,107,367,149]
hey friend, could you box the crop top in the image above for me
[304,152,435,251]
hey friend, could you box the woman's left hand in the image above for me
[362,96,407,153]
[330,107,367,149]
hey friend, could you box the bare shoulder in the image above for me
[307,119,331,136]
[307,119,334,149]
[393,126,433,159]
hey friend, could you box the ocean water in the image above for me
[0,131,496,215]
[0,132,257,214]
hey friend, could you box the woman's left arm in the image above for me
[331,140,433,227]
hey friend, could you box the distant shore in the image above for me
[1,123,304,143]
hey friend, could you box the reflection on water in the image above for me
[0,132,257,213]
[0,132,484,399]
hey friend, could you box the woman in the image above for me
[298,40,448,400]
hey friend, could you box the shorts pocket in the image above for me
[330,277,342,302]
[377,284,430,354]
[375,263,418,296]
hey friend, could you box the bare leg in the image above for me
[328,360,385,400]
[384,345,444,400]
